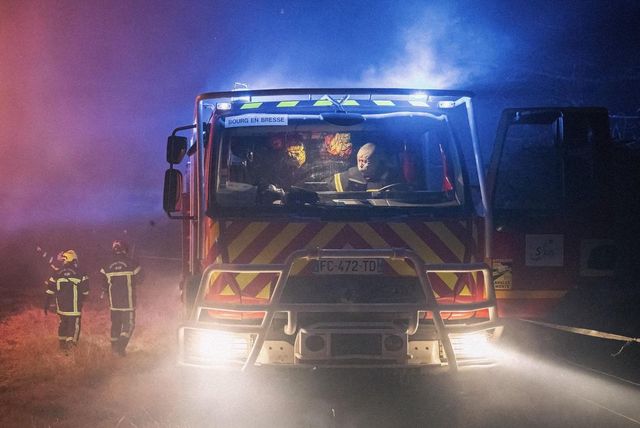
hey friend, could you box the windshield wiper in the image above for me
[283,186,320,206]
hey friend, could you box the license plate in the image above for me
[331,333,382,356]
[313,258,382,275]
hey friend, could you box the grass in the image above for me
[0,260,183,427]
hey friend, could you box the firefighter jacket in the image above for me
[46,266,89,316]
[329,166,399,192]
[100,255,142,311]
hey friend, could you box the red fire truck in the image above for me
[163,88,502,371]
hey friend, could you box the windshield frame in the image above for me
[206,109,471,219]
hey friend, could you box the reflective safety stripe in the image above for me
[57,310,82,316]
[104,271,135,277]
[127,312,135,337]
[277,101,299,107]
[517,319,640,345]
[496,290,568,299]
[334,173,344,192]
[224,98,449,112]
[56,277,81,288]
[238,99,364,108]
[73,317,80,342]
[241,102,262,109]
[205,220,479,300]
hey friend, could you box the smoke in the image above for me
[3,0,636,234]
[359,7,508,89]
[0,1,169,233]
[233,5,510,91]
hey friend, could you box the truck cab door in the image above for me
[486,108,615,318]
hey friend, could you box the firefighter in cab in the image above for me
[44,250,89,351]
[328,142,400,192]
[99,240,143,356]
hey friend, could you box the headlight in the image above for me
[449,331,494,362]
[181,327,252,365]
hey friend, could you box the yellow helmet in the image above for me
[285,141,306,168]
[61,250,78,264]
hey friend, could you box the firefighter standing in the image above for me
[44,250,89,351]
[99,240,142,356]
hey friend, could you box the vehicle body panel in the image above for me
[487,107,616,318]
[165,88,500,371]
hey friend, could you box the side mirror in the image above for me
[167,136,188,164]
[163,168,183,215]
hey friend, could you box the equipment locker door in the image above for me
[486,108,615,318]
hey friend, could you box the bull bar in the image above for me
[182,248,501,372]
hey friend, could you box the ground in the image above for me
[0,258,182,427]
[1,251,639,427]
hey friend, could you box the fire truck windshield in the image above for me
[211,113,465,213]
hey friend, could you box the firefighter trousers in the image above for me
[110,310,135,352]
[58,315,81,349]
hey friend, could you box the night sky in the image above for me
[1,0,639,233]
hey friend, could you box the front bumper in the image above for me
[179,248,502,372]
